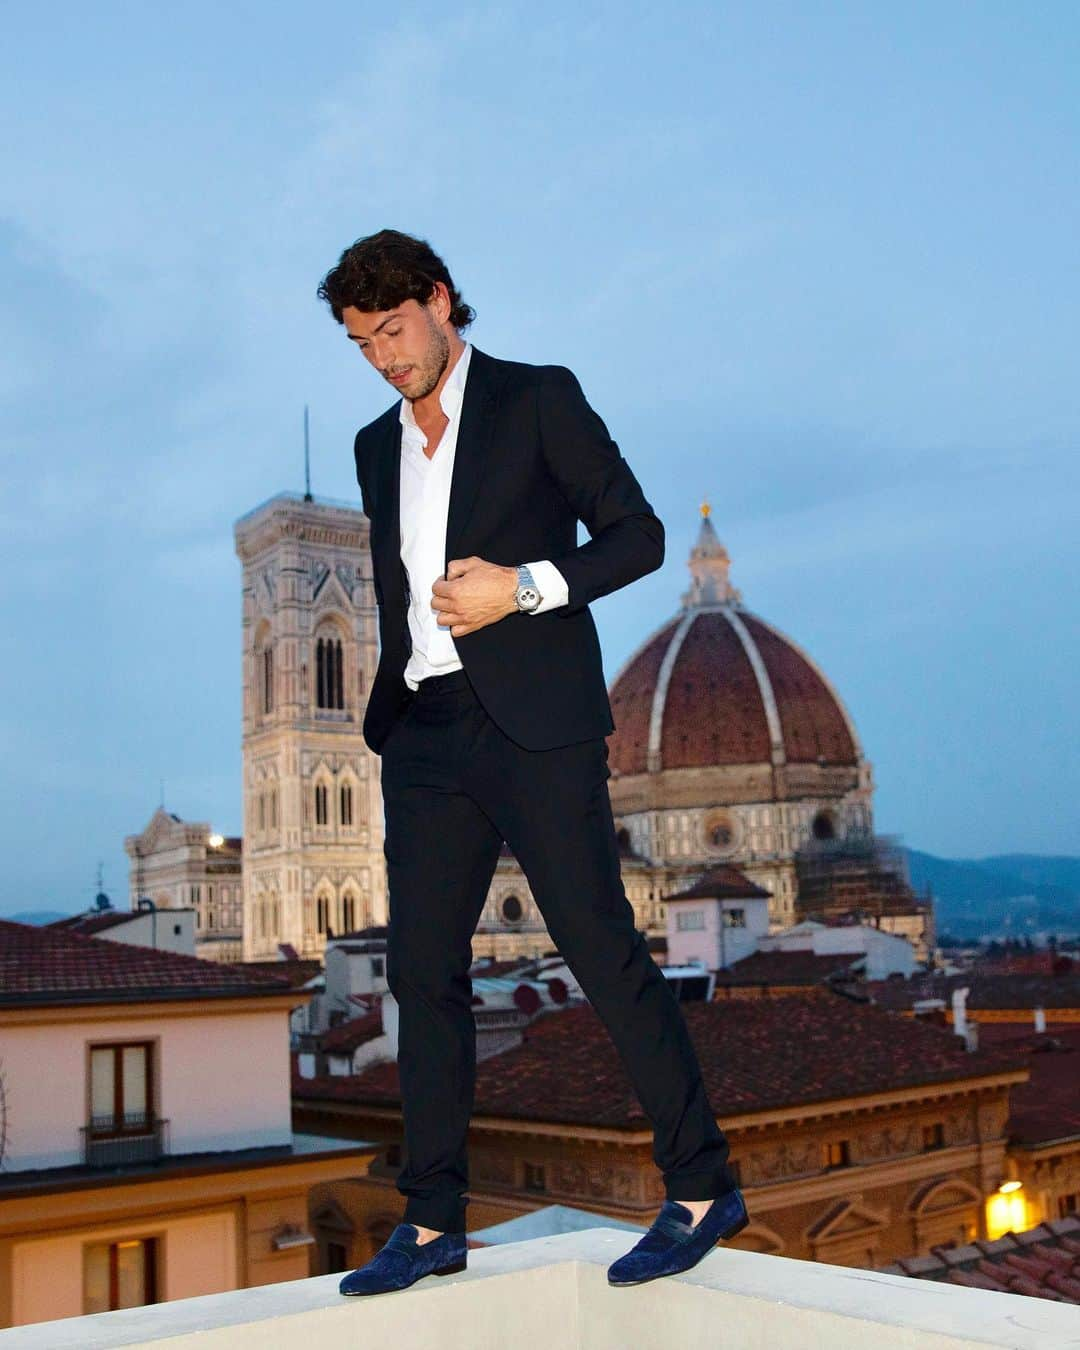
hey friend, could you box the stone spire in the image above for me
[681,501,741,608]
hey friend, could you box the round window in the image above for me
[812,811,836,841]
[705,810,738,853]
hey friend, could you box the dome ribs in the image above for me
[607,606,859,774]
[740,614,857,766]
[607,619,678,775]
[661,612,771,767]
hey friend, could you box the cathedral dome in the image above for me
[607,507,862,777]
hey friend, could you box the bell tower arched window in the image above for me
[254,622,274,718]
[262,646,274,714]
[316,636,345,710]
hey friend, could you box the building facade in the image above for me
[234,493,385,960]
[294,997,1027,1271]
[0,918,364,1329]
[123,807,243,962]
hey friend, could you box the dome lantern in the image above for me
[681,501,741,609]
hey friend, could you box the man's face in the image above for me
[342,297,449,402]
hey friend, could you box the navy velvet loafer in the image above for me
[607,1189,749,1287]
[339,1223,467,1297]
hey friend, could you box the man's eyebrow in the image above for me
[346,312,402,342]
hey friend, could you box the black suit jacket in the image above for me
[353,346,665,754]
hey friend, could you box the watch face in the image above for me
[517,586,541,611]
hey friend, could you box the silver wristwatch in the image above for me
[514,563,543,613]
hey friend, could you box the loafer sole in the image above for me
[341,1256,468,1296]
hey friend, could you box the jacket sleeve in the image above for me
[354,429,375,522]
[537,364,665,616]
[354,429,384,607]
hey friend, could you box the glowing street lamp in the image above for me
[208,833,224,849]
[985,1180,1027,1239]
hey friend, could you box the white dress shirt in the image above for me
[399,342,569,690]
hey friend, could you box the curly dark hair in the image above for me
[316,228,475,330]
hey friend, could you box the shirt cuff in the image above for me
[523,560,570,614]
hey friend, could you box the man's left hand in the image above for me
[432,557,518,637]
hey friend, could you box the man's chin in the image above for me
[391,373,434,400]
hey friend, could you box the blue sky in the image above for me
[2,3,1078,914]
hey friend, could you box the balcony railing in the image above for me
[80,1114,170,1168]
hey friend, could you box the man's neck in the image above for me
[409,335,467,425]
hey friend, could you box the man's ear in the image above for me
[429,280,451,325]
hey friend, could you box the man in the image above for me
[316,230,748,1295]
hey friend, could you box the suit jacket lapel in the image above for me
[443,346,502,571]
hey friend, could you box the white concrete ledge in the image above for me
[1,1229,1077,1350]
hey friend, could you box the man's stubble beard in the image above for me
[402,318,450,401]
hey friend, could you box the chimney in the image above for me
[952,987,978,1049]
[380,992,399,1058]
[951,987,969,1039]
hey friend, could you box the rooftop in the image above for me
[0,918,296,1007]
[240,958,323,989]
[866,971,1080,1013]
[664,865,772,902]
[5,1228,1075,1349]
[46,909,148,936]
[294,997,1027,1129]
[714,950,864,988]
[0,1132,364,1201]
[320,1008,385,1055]
[884,1215,1080,1306]
[975,1023,1080,1148]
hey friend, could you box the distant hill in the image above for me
[4,909,77,926]
[978,855,1080,892]
[905,850,1080,939]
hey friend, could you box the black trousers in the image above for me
[379,666,737,1233]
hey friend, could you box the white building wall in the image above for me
[1,1006,293,1172]
[665,896,770,969]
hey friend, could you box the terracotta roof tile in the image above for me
[294,996,1026,1128]
[606,620,679,775]
[241,958,323,989]
[0,918,295,1005]
[867,971,1080,1013]
[975,1024,1080,1148]
[606,610,858,775]
[665,865,771,902]
[740,614,856,765]
[716,950,863,987]
[885,1219,1080,1305]
[320,1009,385,1055]
[48,911,144,935]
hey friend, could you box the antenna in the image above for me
[96,861,104,891]
[159,778,165,809]
[304,404,313,502]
